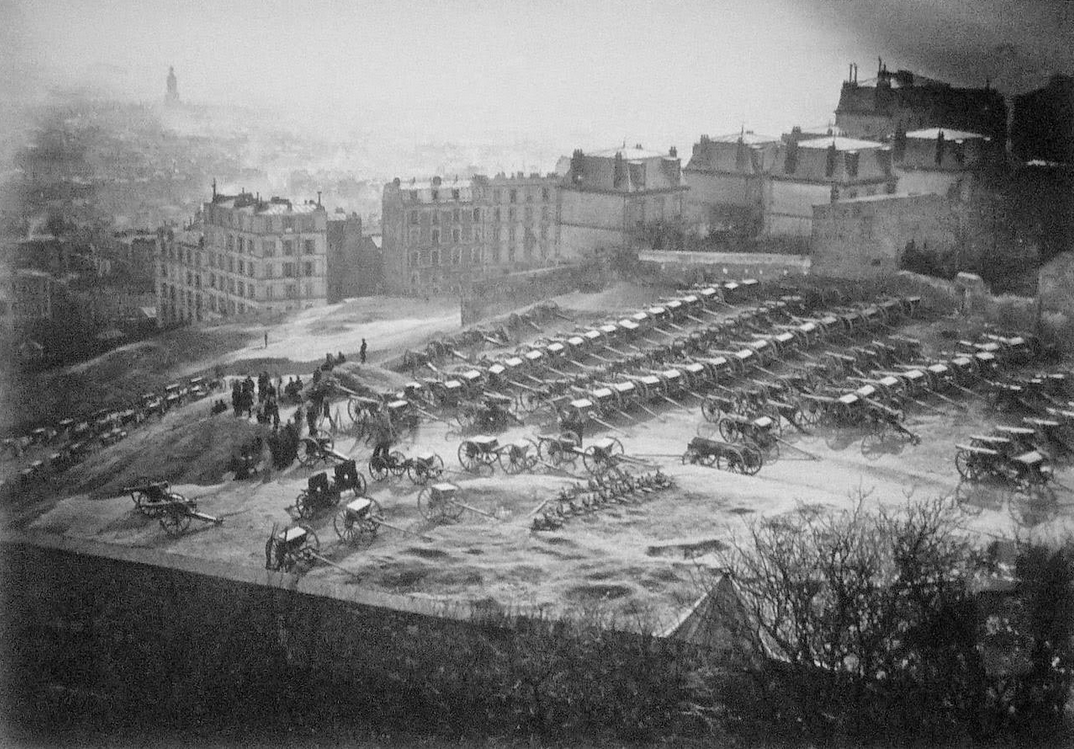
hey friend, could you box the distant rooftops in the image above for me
[589,146,675,160]
[210,192,322,214]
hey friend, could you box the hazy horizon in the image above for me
[3,0,1072,157]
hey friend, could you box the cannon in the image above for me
[122,478,222,536]
[297,430,350,468]
[264,523,320,572]
[333,496,429,547]
[575,436,653,475]
[455,394,523,432]
[681,436,762,475]
[417,482,499,522]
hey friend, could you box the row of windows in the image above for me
[406,227,479,246]
[406,240,554,267]
[405,206,553,226]
[491,187,552,203]
[163,258,319,282]
[408,208,480,226]
[163,279,319,305]
[223,235,317,256]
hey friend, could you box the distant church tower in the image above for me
[166,66,179,103]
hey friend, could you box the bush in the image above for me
[698,496,1074,745]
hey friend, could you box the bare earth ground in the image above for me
[6,284,1074,633]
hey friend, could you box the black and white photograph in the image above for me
[1,1,1073,746]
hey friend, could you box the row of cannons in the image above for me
[1,376,222,497]
[401,301,570,371]
[952,359,1074,512]
[685,324,1045,471]
[333,282,924,447]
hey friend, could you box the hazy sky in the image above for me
[3,0,1072,150]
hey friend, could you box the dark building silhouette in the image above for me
[835,59,1007,147]
[1011,74,1074,165]
[166,66,179,103]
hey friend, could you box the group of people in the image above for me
[221,338,377,472]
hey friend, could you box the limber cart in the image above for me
[457,434,542,474]
[293,460,368,519]
[122,478,222,537]
[369,449,445,484]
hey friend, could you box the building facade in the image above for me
[157,190,329,325]
[683,132,779,237]
[763,135,895,238]
[380,173,560,296]
[0,267,55,332]
[835,61,1007,145]
[893,127,992,199]
[558,146,687,259]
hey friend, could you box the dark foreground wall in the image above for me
[0,538,692,743]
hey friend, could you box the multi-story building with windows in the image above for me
[157,189,329,324]
[381,173,560,295]
[683,132,780,237]
[483,172,560,270]
[558,145,687,259]
[763,135,895,238]
[835,60,1006,145]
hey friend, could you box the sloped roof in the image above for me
[905,127,987,141]
[797,136,887,151]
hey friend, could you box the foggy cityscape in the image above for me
[2,1,1074,746]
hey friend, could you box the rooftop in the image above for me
[702,132,779,146]
[905,127,988,141]
[590,146,675,160]
[797,136,887,151]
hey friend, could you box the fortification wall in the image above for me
[637,250,811,286]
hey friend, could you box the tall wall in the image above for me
[1,536,694,740]
[811,193,957,278]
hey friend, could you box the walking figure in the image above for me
[360,338,367,364]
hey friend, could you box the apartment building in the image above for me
[157,189,328,324]
[558,145,687,259]
[381,172,560,295]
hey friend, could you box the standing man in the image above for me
[360,338,368,365]
[264,331,268,349]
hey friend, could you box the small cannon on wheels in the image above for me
[417,482,500,522]
[297,430,350,468]
[123,478,222,537]
[581,436,653,476]
[369,449,445,485]
[334,496,430,547]
[681,436,762,475]
[293,460,367,519]
[265,523,320,572]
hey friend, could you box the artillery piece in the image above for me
[122,478,223,537]
[417,482,500,522]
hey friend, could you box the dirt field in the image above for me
[9,283,1074,632]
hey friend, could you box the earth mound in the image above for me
[65,410,269,498]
